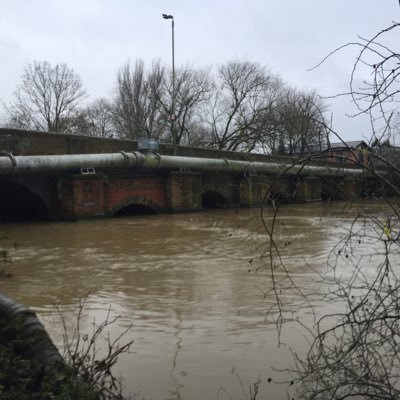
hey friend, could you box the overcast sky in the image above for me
[0,0,399,142]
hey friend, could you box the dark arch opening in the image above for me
[0,179,50,223]
[321,190,332,201]
[201,191,229,209]
[113,203,157,217]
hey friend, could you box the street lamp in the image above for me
[162,13,176,155]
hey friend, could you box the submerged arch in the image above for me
[0,179,50,222]
[201,191,229,209]
[111,197,159,217]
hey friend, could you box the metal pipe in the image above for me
[0,151,143,174]
[0,151,366,177]
[142,153,365,177]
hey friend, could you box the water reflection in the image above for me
[0,201,390,399]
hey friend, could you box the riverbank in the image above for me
[0,290,100,399]
[0,336,99,400]
[0,287,136,400]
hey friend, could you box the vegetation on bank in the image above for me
[0,290,133,400]
[0,333,98,400]
[0,248,13,279]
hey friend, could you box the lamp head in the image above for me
[162,14,173,19]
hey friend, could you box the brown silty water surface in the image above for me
[0,201,391,399]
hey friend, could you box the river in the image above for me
[0,200,390,399]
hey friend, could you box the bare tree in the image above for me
[112,59,166,140]
[207,60,283,152]
[266,88,328,156]
[261,19,400,400]
[4,61,87,133]
[82,98,116,138]
[113,60,214,145]
[349,24,400,144]
[157,65,214,145]
[111,58,330,151]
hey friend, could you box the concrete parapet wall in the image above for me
[0,128,359,170]
[0,128,135,155]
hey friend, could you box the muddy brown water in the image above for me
[0,201,389,399]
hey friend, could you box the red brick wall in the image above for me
[61,173,210,219]
[72,178,105,218]
[104,176,168,215]
[56,172,242,219]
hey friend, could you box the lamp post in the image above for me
[162,13,176,155]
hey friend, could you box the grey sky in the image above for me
[0,0,398,141]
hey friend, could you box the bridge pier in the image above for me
[321,177,364,201]
[166,172,202,212]
[240,175,288,206]
[55,176,106,220]
[239,175,267,207]
[295,176,322,202]
[342,178,363,199]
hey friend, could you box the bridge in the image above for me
[0,128,376,222]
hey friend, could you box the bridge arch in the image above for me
[201,191,229,209]
[0,178,50,222]
[111,197,160,217]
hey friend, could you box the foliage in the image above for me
[0,313,98,400]
[0,248,13,279]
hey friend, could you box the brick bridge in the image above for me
[0,128,376,222]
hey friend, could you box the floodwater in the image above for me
[0,201,391,399]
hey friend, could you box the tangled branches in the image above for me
[262,18,400,399]
[58,295,133,400]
